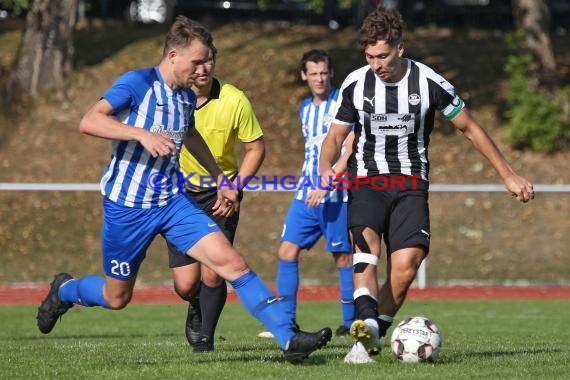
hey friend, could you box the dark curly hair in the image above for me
[358,7,406,48]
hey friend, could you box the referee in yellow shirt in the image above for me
[166,36,265,353]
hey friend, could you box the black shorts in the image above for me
[167,189,242,268]
[348,175,430,255]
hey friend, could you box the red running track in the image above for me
[1,283,569,305]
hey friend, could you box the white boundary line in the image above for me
[0,183,101,191]
[1,182,568,289]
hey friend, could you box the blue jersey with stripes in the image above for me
[295,87,347,203]
[100,67,196,208]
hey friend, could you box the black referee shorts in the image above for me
[167,189,242,268]
[348,175,430,255]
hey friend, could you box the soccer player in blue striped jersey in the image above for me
[36,16,331,364]
[260,50,355,339]
[320,7,535,363]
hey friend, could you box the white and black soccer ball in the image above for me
[390,316,442,363]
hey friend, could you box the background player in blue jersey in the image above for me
[259,50,355,339]
[36,16,331,364]
[320,7,535,363]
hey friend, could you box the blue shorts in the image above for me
[101,193,220,280]
[281,199,351,253]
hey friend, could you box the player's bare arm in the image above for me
[79,99,176,159]
[332,131,355,174]
[451,108,535,203]
[234,137,265,190]
[184,128,239,213]
[306,131,354,208]
[319,123,352,188]
[210,137,265,217]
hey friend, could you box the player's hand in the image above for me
[212,198,236,217]
[140,131,177,159]
[319,168,337,190]
[213,179,240,217]
[305,188,328,208]
[504,173,535,203]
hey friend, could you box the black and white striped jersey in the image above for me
[333,58,465,181]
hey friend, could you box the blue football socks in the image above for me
[276,259,299,325]
[231,271,294,349]
[59,275,110,308]
[338,265,355,327]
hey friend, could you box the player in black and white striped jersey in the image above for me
[319,6,535,363]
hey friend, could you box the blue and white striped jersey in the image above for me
[100,67,196,208]
[295,87,347,203]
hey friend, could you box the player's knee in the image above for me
[104,293,132,310]
[392,262,420,287]
[219,248,249,274]
[400,266,418,284]
[353,252,378,273]
[278,242,300,261]
[204,246,250,282]
[174,279,200,300]
[201,267,224,287]
[102,281,133,310]
[172,265,200,299]
[392,246,425,284]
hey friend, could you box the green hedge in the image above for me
[504,33,570,152]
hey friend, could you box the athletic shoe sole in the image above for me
[349,320,381,356]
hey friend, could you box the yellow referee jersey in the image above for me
[179,78,263,190]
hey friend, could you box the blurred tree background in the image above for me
[3,0,76,102]
[506,0,570,151]
[1,0,568,151]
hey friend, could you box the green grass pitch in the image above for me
[1,300,568,379]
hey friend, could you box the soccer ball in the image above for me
[390,316,442,363]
